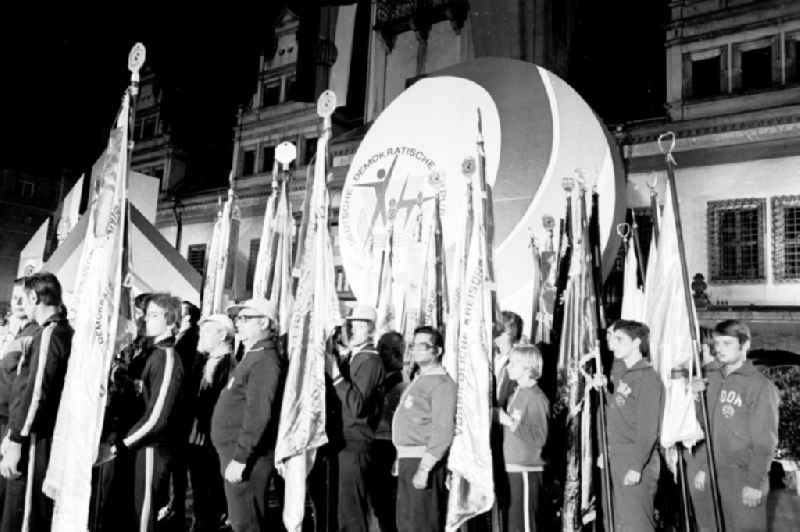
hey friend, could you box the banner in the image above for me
[620,238,645,321]
[252,163,279,301]
[646,182,704,470]
[201,187,236,316]
[43,92,132,531]
[557,196,598,531]
[275,133,341,532]
[445,168,494,532]
[17,219,50,277]
[270,178,295,336]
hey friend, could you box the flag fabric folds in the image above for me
[645,182,704,472]
[620,237,645,321]
[43,93,132,532]
[275,132,341,532]
[445,171,495,532]
[375,228,397,338]
[201,187,236,316]
[557,194,599,531]
[270,177,295,336]
[252,163,279,301]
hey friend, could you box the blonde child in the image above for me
[498,344,549,532]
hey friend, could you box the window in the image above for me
[786,36,800,84]
[284,75,297,101]
[19,180,35,199]
[187,244,207,276]
[691,55,722,99]
[740,46,773,91]
[246,238,260,292]
[707,198,766,283]
[304,137,318,165]
[242,149,256,176]
[261,81,281,107]
[261,145,276,173]
[140,116,157,139]
[772,195,800,282]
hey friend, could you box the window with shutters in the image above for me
[707,198,766,283]
[772,195,800,282]
[187,244,207,276]
[246,238,260,292]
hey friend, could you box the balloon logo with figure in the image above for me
[339,59,626,325]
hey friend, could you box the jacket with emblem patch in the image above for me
[689,360,779,488]
[604,358,664,474]
[211,337,286,463]
[0,321,40,425]
[392,366,456,468]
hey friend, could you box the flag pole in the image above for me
[629,212,646,285]
[658,132,724,532]
[582,184,615,532]
[433,190,445,332]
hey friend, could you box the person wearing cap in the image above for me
[211,298,286,532]
[326,304,386,532]
[184,313,234,532]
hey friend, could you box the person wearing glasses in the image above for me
[326,304,385,532]
[211,298,286,532]
[392,326,456,532]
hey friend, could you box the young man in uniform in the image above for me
[687,319,779,532]
[211,299,286,532]
[600,319,664,531]
[114,293,184,532]
[325,305,386,532]
[0,272,73,532]
[0,277,40,531]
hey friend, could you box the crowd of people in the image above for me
[0,271,780,532]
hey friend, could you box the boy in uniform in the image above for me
[686,319,779,532]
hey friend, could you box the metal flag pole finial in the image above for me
[658,131,677,166]
[128,43,146,96]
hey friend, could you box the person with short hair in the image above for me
[392,326,456,532]
[686,319,779,532]
[602,319,663,531]
[186,314,234,532]
[1,272,73,532]
[325,305,386,532]
[497,344,549,532]
[161,300,202,526]
[494,311,523,406]
[0,277,40,531]
[371,331,407,532]
[113,293,184,532]
[211,298,286,532]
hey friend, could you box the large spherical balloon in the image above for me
[339,58,625,328]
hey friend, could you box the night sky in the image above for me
[0,2,666,187]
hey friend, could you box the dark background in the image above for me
[0,1,667,186]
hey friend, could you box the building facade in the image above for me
[131,66,188,193]
[154,1,580,304]
[621,0,800,356]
